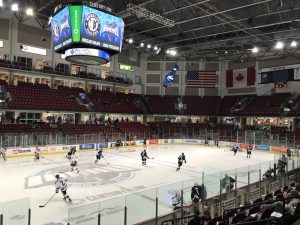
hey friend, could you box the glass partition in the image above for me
[68,202,99,225]
[2,198,30,225]
[126,189,157,225]
[100,196,125,225]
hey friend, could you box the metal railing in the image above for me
[0,129,297,148]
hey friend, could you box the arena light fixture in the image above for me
[166,49,170,54]
[155,47,161,55]
[0,0,3,7]
[147,44,151,49]
[251,46,259,53]
[169,49,177,56]
[128,38,133,44]
[26,8,34,16]
[140,42,144,47]
[154,46,158,51]
[275,41,284,49]
[290,41,297,47]
[11,3,19,11]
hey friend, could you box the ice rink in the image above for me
[0,144,277,225]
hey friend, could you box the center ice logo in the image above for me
[25,163,140,189]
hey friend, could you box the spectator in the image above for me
[285,190,300,215]
[187,208,204,225]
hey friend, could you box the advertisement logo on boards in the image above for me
[79,144,95,150]
[11,149,31,155]
[85,13,100,36]
[98,143,108,149]
[255,145,270,151]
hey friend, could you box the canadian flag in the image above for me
[226,67,256,88]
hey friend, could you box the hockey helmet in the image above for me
[55,174,60,179]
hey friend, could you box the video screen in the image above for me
[80,6,124,52]
[51,6,72,51]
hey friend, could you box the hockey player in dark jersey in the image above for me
[287,148,292,159]
[95,148,104,164]
[232,145,238,156]
[66,147,76,160]
[246,145,252,159]
[115,139,121,150]
[191,183,207,203]
[0,146,6,161]
[55,174,71,202]
[143,138,147,147]
[176,153,186,171]
[141,149,150,166]
[221,174,235,192]
[34,146,41,161]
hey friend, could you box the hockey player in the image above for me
[34,146,41,161]
[287,148,292,159]
[221,174,235,192]
[246,145,252,159]
[115,139,121,150]
[95,148,104,164]
[70,156,79,173]
[0,146,6,161]
[65,147,76,160]
[141,149,150,166]
[55,174,72,202]
[191,183,203,203]
[176,153,186,171]
[215,139,219,148]
[172,192,182,210]
[262,168,276,180]
[204,138,209,146]
[232,145,238,156]
[143,138,147,147]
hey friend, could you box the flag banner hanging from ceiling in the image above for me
[226,67,256,88]
[186,71,217,88]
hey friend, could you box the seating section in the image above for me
[146,96,179,114]
[88,90,144,114]
[235,93,290,116]
[7,83,87,111]
[217,95,246,116]
[148,122,182,134]
[0,123,52,134]
[185,96,220,115]
[116,122,155,138]
[60,124,114,135]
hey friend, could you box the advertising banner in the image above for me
[271,146,287,154]
[149,139,158,145]
[79,143,96,150]
[98,143,108,149]
[124,141,136,146]
[10,148,33,155]
[255,145,270,151]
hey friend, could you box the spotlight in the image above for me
[169,49,177,56]
[128,38,133,44]
[154,46,158,51]
[0,0,3,7]
[155,47,161,55]
[166,49,170,54]
[275,41,284,49]
[11,3,19,11]
[291,41,297,47]
[140,42,144,47]
[26,8,34,16]
[147,44,151,49]
[225,50,228,54]
[251,46,259,53]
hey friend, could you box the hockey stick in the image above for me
[39,193,57,208]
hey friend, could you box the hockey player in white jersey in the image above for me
[55,174,71,202]
[0,146,6,161]
[34,146,41,161]
[70,156,79,173]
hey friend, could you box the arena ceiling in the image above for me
[7,0,300,60]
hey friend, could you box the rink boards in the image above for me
[4,138,289,158]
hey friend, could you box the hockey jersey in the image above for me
[55,177,68,192]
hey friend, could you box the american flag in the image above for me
[186,71,217,88]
